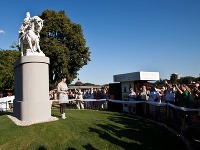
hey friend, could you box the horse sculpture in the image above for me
[18,15,44,56]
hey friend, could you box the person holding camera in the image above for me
[164,81,175,104]
[148,86,160,102]
[192,82,200,108]
[175,84,189,107]
[193,83,200,99]
[174,84,192,133]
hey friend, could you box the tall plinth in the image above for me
[13,56,51,122]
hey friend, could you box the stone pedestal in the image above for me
[13,56,51,122]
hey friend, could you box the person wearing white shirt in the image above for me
[148,87,160,102]
[140,85,149,101]
[75,89,84,109]
[165,84,175,104]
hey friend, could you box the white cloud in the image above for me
[0,29,5,34]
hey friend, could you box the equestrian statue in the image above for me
[18,12,44,56]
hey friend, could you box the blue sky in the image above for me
[0,0,200,85]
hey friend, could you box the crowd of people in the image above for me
[49,75,109,119]
[50,74,200,119]
[127,82,200,131]
[127,81,200,109]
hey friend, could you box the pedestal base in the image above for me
[13,56,51,123]
[13,100,51,122]
[7,115,58,126]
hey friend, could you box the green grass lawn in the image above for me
[0,109,187,150]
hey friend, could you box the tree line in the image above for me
[155,73,200,86]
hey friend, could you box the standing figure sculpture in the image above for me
[18,12,31,38]
[18,12,44,56]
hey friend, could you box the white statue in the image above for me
[18,12,45,56]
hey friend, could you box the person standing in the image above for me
[128,88,137,100]
[148,87,160,102]
[139,85,149,101]
[83,90,89,108]
[75,89,84,109]
[192,82,200,108]
[174,84,190,132]
[164,82,175,104]
[128,88,137,113]
[138,85,149,115]
[57,75,69,119]
[148,86,160,119]
[175,84,189,107]
[89,88,94,109]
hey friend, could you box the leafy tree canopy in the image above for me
[170,73,178,84]
[39,10,90,88]
[0,50,20,91]
[177,76,195,85]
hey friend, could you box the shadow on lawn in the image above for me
[0,111,12,116]
[51,113,61,118]
[82,144,98,150]
[37,146,47,150]
[88,114,148,149]
[66,148,77,150]
[89,112,187,150]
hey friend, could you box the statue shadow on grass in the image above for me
[88,112,180,150]
[82,144,98,150]
[88,113,145,149]
[0,111,12,116]
[66,147,77,150]
[51,113,61,118]
[37,146,47,150]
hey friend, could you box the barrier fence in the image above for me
[108,100,199,128]
[108,99,200,149]
[0,96,15,111]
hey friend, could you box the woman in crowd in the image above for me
[75,89,84,109]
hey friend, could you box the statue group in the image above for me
[18,12,44,56]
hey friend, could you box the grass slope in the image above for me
[0,109,187,150]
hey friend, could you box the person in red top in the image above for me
[7,92,12,96]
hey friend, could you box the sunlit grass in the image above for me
[0,109,187,150]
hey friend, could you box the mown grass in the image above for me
[0,109,187,150]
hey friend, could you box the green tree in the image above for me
[74,78,83,86]
[194,77,200,82]
[0,50,20,92]
[170,73,178,84]
[178,76,195,85]
[39,10,90,88]
[84,83,95,86]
